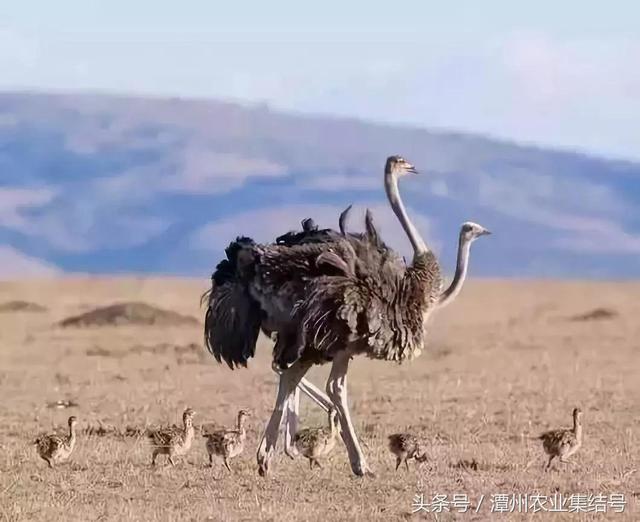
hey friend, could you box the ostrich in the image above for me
[204,155,490,476]
[538,407,583,470]
[204,409,251,471]
[34,416,78,468]
[388,432,429,471]
[279,218,491,466]
[294,407,340,469]
[203,203,388,460]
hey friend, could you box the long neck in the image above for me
[573,416,582,441]
[237,416,246,437]
[68,423,76,446]
[384,171,427,257]
[438,233,471,308]
[183,420,194,443]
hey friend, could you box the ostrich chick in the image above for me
[148,407,196,466]
[34,415,78,468]
[388,433,428,471]
[204,409,251,471]
[538,407,583,470]
[294,408,339,469]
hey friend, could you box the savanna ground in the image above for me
[0,278,638,521]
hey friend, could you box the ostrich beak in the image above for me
[406,164,418,174]
[479,228,492,236]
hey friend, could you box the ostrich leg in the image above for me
[326,352,374,477]
[277,370,331,458]
[283,386,300,458]
[283,377,334,457]
[298,378,331,412]
[257,361,312,476]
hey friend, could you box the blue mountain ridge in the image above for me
[0,91,639,279]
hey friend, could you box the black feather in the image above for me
[339,204,353,236]
[204,236,261,369]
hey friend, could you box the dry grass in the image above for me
[0,277,638,521]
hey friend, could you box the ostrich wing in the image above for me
[204,281,262,369]
[204,238,262,370]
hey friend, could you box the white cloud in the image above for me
[28,207,171,253]
[297,174,379,192]
[551,216,640,254]
[161,149,287,195]
[0,246,61,279]
[0,182,170,253]
[466,169,640,255]
[0,187,57,231]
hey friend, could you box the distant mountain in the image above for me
[1,90,639,279]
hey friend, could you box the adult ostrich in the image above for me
[202,206,371,459]
[204,156,490,476]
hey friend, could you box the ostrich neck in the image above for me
[238,417,246,439]
[438,234,471,308]
[184,423,194,443]
[384,173,427,257]
[68,425,76,446]
[573,418,582,441]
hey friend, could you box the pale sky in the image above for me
[2,1,639,160]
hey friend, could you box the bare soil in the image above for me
[0,277,638,521]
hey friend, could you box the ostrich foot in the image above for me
[284,445,298,460]
[257,441,275,477]
[257,457,271,477]
[351,460,375,478]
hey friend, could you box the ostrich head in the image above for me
[438,221,491,308]
[385,155,418,177]
[237,409,251,429]
[183,408,196,426]
[572,407,583,422]
[68,416,78,428]
[460,222,491,243]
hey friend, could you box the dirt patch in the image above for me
[85,343,206,362]
[0,300,47,313]
[174,342,207,364]
[82,423,149,439]
[569,307,619,322]
[86,346,120,357]
[59,302,199,327]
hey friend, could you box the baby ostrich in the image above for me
[148,407,196,466]
[204,409,251,471]
[538,407,583,470]
[388,433,428,471]
[34,415,78,468]
[294,408,339,469]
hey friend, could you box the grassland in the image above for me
[0,278,638,521]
